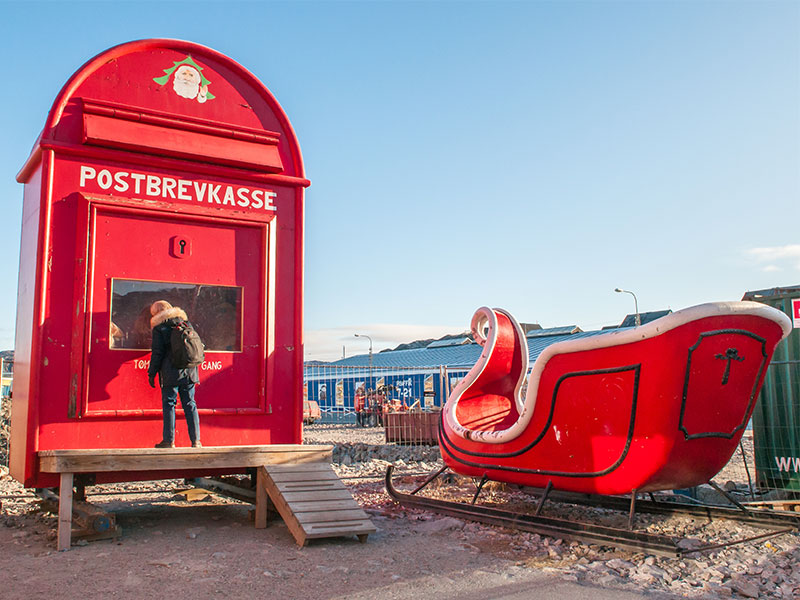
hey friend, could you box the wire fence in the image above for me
[303,364,466,442]
[750,360,800,499]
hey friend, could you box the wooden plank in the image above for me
[58,473,74,551]
[255,468,268,529]
[294,509,371,524]
[304,522,376,539]
[288,499,367,511]
[280,489,354,502]
[267,470,341,483]
[264,463,337,473]
[259,466,308,546]
[273,481,342,493]
[38,445,333,474]
[39,444,333,457]
[293,499,362,514]
[305,520,375,532]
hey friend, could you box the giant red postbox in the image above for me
[11,39,309,487]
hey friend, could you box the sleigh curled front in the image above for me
[440,302,792,495]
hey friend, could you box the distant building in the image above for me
[602,309,672,329]
[304,323,607,418]
[1,356,12,399]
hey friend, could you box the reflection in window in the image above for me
[109,279,242,352]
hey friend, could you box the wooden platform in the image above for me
[38,444,333,551]
[256,463,376,546]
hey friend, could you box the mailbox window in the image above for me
[109,279,242,352]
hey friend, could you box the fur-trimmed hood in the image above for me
[150,307,188,329]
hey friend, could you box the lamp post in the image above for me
[354,334,373,425]
[614,288,641,327]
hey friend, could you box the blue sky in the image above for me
[0,1,798,361]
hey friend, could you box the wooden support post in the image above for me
[58,472,74,551]
[534,480,553,516]
[628,490,638,530]
[471,474,489,505]
[410,465,448,496]
[255,466,268,529]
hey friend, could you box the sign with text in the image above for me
[79,165,277,212]
[793,298,800,328]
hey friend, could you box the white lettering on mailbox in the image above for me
[79,165,277,212]
[134,358,223,372]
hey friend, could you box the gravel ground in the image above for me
[1,422,798,599]
[304,424,800,599]
[1,397,9,468]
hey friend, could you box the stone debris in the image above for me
[0,422,798,599]
[0,397,9,466]
[306,425,800,600]
[412,516,465,534]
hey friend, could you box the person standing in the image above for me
[148,300,202,448]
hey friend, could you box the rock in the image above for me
[640,564,668,579]
[414,517,464,534]
[677,538,703,551]
[596,574,621,587]
[607,558,635,572]
[148,559,173,567]
[630,573,656,585]
[731,581,760,599]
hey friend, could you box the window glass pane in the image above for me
[109,279,242,352]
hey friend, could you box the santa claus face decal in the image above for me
[153,56,215,103]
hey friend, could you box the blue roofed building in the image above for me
[303,317,646,421]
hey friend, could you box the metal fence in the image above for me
[750,360,800,500]
[303,363,466,432]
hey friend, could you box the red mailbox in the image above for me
[11,40,309,487]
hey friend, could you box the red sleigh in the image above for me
[439,302,791,495]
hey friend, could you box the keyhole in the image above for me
[179,240,186,254]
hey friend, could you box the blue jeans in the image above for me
[161,381,200,444]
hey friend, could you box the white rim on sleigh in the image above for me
[444,301,792,445]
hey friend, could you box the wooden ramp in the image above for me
[39,444,333,551]
[257,463,376,546]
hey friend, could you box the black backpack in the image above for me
[170,320,205,368]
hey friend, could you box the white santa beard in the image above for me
[173,76,199,99]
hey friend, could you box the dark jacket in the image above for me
[147,307,200,387]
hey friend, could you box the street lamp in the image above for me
[354,334,374,425]
[615,288,641,327]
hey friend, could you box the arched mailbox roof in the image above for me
[19,39,305,183]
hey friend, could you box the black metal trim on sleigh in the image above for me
[678,329,768,441]
[438,364,641,479]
